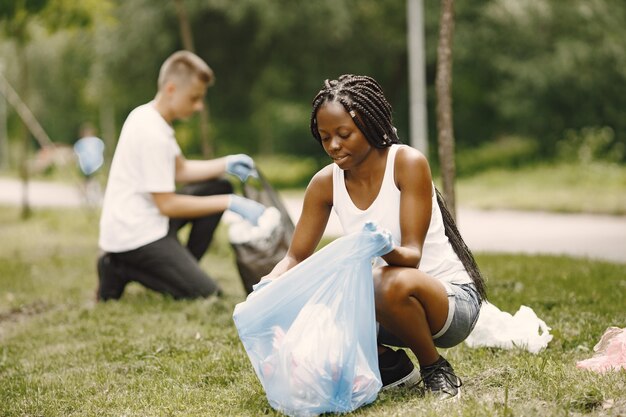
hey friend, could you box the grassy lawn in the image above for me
[0,206,625,416]
[456,162,626,215]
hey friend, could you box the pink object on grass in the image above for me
[576,327,626,373]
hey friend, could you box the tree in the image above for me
[173,0,214,157]
[0,0,50,218]
[0,0,100,218]
[436,0,457,218]
[450,0,626,158]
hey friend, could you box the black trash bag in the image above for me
[230,169,295,294]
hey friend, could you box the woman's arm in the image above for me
[264,166,334,279]
[381,146,433,268]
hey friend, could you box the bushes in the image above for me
[456,136,540,177]
[254,154,320,189]
[556,126,625,164]
[455,127,626,179]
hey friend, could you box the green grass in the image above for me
[1,206,625,416]
[456,162,626,215]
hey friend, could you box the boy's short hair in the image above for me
[157,50,215,89]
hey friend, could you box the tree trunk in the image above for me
[17,43,32,219]
[0,88,8,170]
[173,0,214,158]
[436,0,457,219]
[1,46,60,218]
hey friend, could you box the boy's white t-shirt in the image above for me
[99,102,182,253]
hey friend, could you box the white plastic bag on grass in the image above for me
[233,223,387,417]
[465,302,553,354]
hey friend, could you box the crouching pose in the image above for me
[264,74,487,400]
[97,51,264,301]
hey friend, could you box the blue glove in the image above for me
[228,195,266,225]
[226,154,258,182]
[364,222,395,257]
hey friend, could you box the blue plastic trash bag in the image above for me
[233,222,389,417]
[73,136,105,176]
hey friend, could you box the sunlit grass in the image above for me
[456,162,626,215]
[0,206,624,416]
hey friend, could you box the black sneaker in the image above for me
[420,356,462,400]
[96,253,127,301]
[379,348,421,390]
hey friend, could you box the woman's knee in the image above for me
[374,267,417,311]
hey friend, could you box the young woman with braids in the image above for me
[263,74,486,400]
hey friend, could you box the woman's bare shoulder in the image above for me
[395,144,428,166]
[309,163,333,186]
[305,163,334,203]
[394,145,432,187]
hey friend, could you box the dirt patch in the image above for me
[0,300,53,340]
[0,300,51,323]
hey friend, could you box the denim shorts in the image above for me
[378,282,482,349]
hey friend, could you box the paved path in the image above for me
[1,177,625,264]
[0,177,84,207]
[281,199,626,265]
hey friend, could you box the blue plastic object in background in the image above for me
[233,222,391,417]
[73,136,105,176]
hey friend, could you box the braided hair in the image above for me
[310,74,487,301]
[310,75,401,148]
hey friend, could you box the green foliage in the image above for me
[254,154,320,189]
[0,0,48,21]
[456,136,540,176]
[458,0,626,155]
[557,126,625,164]
[457,162,626,215]
[1,0,626,166]
[0,206,625,416]
[0,0,115,159]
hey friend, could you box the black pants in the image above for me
[97,179,232,300]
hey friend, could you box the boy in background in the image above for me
[98,50,263,300]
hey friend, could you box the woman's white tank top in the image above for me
[332,144,470,284]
